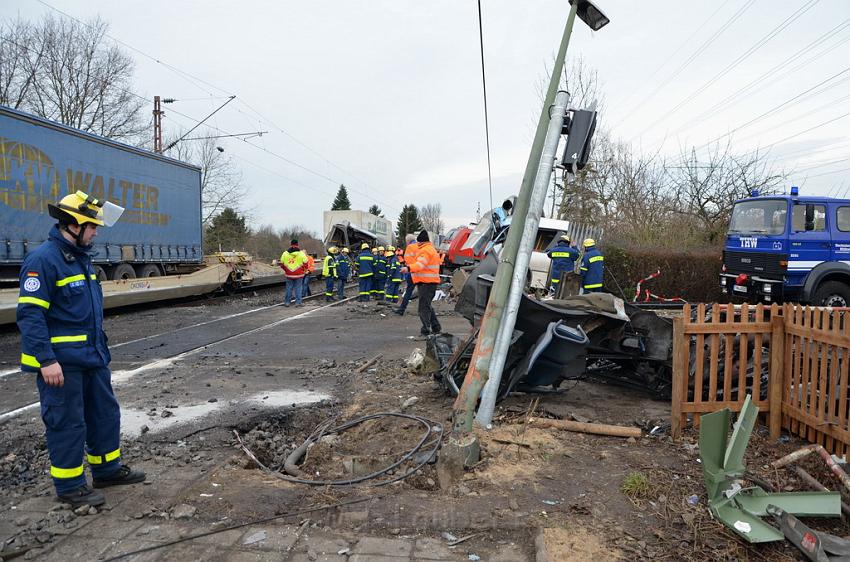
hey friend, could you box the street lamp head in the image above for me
[570,0,610,31]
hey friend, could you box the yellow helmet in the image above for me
[48,191,106,226]
[328,246,339,254]
[361,243,370,250]
[387,245,395,252]
[377,246,385,252]
[583,238,596,248]
[341,247,350,254]
[559,234,571,243]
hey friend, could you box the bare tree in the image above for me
[170,137,246,226]
[0,18,42,109]
[419,203,444,235]
[2,14,145,141]
[670,142,786,243]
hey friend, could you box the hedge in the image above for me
[601,245,727,303]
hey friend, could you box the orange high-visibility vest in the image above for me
[408,242,440,284]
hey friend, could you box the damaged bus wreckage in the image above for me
[425,250,676,401]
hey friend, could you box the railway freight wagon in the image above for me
[0,104,203,283]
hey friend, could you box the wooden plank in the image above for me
[694,303,706,403]
[708,303,720,403]
[784,324,850,349]
[738,303,750,405]
[780,402,850,454]
[683,323,772,335]
[785,304,797,433]
[753,303,765,407]
[723,303,735,402]
[671,317,685,440]
[808,308,823,443]
[827,341,839,451]
[838,312,850,457]
[817,333,830,448]
[769,314,785,440]
[682,399,770,413]
[799,306,812,439]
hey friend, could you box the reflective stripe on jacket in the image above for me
[280,247,308,279]
[580,247,604,289]
[322,255,338,278]
[357,251,374,277]
[17,226,109,372]
[548,242,579,282]
[408,242,441,284]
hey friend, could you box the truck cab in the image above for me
[721,188,850,306]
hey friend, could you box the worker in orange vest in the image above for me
[302,253,316,299]
[401,230,442,336]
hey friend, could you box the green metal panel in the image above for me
[724,394,757,475]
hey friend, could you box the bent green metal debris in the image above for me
[699,395,841,543]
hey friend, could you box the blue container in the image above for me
[0,105,202,268]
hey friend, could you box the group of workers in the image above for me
[547,235,604,294]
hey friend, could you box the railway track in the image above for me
[0,282,359,421]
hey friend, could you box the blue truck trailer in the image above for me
[720,187,850,306]
[0,104,203,283]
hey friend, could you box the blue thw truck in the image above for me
[0,104,203,282]
[720,187,850,306]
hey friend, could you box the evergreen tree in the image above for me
[331,184,352,210]
[395,204,423,246]
[367,204,384,218]
[204,207,250,253]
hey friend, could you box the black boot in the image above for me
[57,485,105,508]
[93,465,146,488]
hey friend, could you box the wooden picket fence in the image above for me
[671,303,850,455]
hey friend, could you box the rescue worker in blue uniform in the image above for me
[372,246,387,300]
[547,234,579,293]
[357,243,374,302]
[17,191,146,508]
[579,238,605,294]
[322,247,339,302]
[384,246,402,303]
[336,247,352,300]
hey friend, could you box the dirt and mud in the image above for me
[0,291,846,561]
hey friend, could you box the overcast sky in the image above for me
[8,0,850,235]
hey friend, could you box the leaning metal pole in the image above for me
[474,90,570,427]
[452,3,578,435]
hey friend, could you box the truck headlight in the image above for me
[763,283,771,293]
[720,277,726,285]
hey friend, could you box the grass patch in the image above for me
[620,471,651,499]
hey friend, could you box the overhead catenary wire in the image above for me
[668,18,850,137]
[476,0,494,213]
[614,0,757,129]
[634,0,820,143]
[33,0,400,211]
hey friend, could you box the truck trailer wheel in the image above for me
[136,264,162,278]
[812,281,850,307]
[111,263,136,280]
[93,266,108,282]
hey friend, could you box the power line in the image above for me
[614,0,757,129]
[33,0,401,210]
[610,0,734,118]
[667,18,850,138]
[636,0,819,142]
[476,0,494,213]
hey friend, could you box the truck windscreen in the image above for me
[729,200,787,235]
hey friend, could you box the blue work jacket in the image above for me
[357,251,374,277]
[547,242,579,282]
[17,226,110,372]
[337,255,352,280]
[580,246,605,289]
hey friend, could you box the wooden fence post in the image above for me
[671,317,685,439]
[769,314,785,440]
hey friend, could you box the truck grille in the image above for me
[723,250,787,278]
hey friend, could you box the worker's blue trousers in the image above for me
[324,277,336,299]
[37,366,122,493]
[385,281,401,302]
[358,276,372,301]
